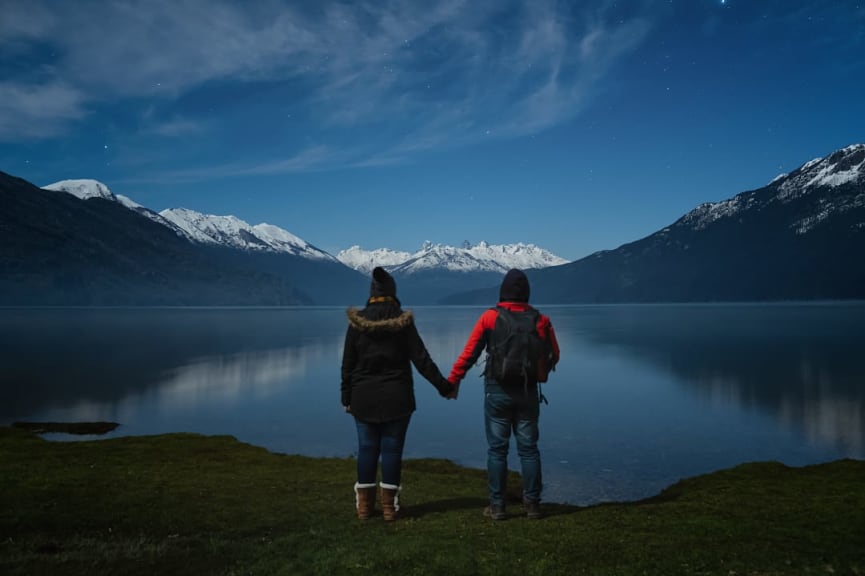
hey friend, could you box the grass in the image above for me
[1,425,863,575]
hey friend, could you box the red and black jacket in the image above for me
[448,301,560,386]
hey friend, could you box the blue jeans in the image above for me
[354,416,411,486]
[484,379,542,505]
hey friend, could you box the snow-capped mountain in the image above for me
[43,179,336,262]
[43,179,115,201]
[11,142,864,305]
[43,179,188,234]
[5,173,315,305]
[338,240,569,275]
[462,240,570,270]
[159,208,336,261]
[44,179,568,274]
[336,246,414,274]
[776,143,865,193]
[36,177,567,304]
[486,142,865,304]
[680,143,865,234]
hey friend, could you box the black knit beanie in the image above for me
[499,268,530,302]
[370,266,397,298]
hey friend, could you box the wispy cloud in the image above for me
[114,145,339,185]
[0,81,86,139]
[0,0,656,175]
[143,116,206,138]
[130,105,209,141]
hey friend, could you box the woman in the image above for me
[341,266,454,521]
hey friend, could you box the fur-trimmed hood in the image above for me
[347,308,414,333]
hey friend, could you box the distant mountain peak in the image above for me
[336,245,413,274]
[338,241,569,275]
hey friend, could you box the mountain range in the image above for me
[0,176,567,305]
[337,241,567,274]
[1,177,297,305]
[42,179,340,261]
[2,143,863,305]
[445,143,865,304]
[337,241,568,303]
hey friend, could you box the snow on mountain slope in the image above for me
[159,208,336,260]
[465,240,569,270]
[777,143,865,197]
[42,180,569,270]
[339,240,569,275]
[43,179,113,200]
[43,178,145,210]
[44,179,338,260]
[336,246,414,274]
[43,179,192,238]
[393,243,500,274]
[680,143,865,233]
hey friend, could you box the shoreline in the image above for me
[2,425,863,575]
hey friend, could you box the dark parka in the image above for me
[341,300,453,423]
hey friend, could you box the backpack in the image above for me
[485,306,546,386]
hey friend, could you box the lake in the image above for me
[1,303,863,505]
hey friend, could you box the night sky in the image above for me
[1,0,863,260]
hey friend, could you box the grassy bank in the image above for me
[1,426,863,575]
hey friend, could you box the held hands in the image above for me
[437,376,460,400]
[445,378,460,400]
[438,377,456,399]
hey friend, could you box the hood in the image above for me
[347,308,414,333]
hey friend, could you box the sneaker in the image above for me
[524,500,542,520]
[483,503,506,521]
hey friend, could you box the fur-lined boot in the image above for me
[379,482,401,522]
[354,482,376,520]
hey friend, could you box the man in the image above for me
[448,268,560,520]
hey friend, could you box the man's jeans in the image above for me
[355,416,411,486]
[484,379,542,506]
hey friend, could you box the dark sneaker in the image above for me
[484,503,506,521]
[524,500,542,520]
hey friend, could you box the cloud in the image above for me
[0,81,86,140]
[145,117,206,138]
[0,0,656,172]
[235,145,336,176]
[116,144,338,185]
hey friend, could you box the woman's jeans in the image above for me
[354,416,411,486]
[484,379,542,505]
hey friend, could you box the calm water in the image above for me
[1,304,863,504]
